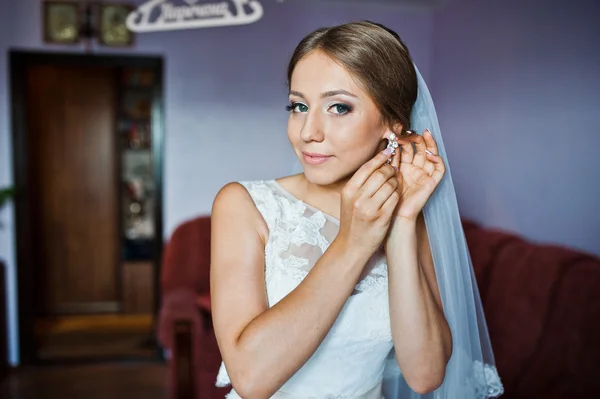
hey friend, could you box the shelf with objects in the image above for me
[117,67,160,315]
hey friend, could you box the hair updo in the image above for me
[287,21,418,133]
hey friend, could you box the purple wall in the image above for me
[0,0,434,365]
[430,0,600,256]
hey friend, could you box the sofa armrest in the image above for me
[173,319,196,399]
[196,293,211,313]
[158,288,205,350]
[159,288,210,399]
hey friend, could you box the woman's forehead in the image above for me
[290,50,365,97]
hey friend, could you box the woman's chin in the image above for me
[302,168,346,187]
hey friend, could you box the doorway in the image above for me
[10,52,164,364]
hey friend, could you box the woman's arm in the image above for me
[384,212,453,394]
[210,182,373,399]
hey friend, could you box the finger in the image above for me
[372,177,399,209]
[429,154,446,184]
[347,148,394,189]
[423,128,443,175]
[423,129,439,156]
[381,190,400,217]
[360,164,397,198]
[411,131,428,168]
[424,155,436,176]
[397,136,414,164]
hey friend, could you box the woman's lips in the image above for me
[302,152,332,165]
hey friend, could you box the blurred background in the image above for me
[0,0,598,398]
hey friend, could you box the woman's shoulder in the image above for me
[214,175,298,209]
[214,179,273,204]
[212,180,269,214]
[212,181,271,242]
[215,174,302,202]
[213,175,302,229]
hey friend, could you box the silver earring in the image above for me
[386,133,399,164]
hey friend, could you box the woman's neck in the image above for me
[295,173,351,220]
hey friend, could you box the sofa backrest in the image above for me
[463,220,600,397]
[161,215,212,296]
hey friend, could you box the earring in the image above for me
[386,132,399,164]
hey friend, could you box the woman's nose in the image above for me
[299,111,325,142]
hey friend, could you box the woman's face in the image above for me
[287,50,389,186]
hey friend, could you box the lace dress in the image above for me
[215,180,503,398]
[216,180,393,398]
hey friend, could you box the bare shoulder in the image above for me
[212,182,268,243]
[212,182,251,214]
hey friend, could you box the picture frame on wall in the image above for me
[43,1,80,45]
[98,3,135,47]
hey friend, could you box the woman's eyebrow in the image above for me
[288,89,358,99]
[320,89,358,99]
[289,90,305,99]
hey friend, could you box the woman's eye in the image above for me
[286,102,309,113]
[330,103,352,115]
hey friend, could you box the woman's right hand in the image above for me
[336,147,400,255]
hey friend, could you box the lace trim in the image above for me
[468,361,504,398]
[215,361,231,387]
[354,260,387,294]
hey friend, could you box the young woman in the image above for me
[210,21,504,399]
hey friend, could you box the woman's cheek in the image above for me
[287,118,302,141]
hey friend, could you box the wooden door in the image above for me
[27,65,120,315]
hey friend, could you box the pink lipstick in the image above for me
[302,152,332,165]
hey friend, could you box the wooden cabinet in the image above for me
[27,65,120,314]
[11,52,164,364]
[122,261,154,314]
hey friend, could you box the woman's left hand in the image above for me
[386,129,445,222]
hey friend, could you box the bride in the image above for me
[210,21,504,398]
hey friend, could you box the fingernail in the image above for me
[425,129,432,135]
[383,147,392,156]
[425,150,434,156]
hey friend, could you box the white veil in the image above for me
[291,64,505,398]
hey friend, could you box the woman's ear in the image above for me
[392,123,404,135]
[382,123,403,139]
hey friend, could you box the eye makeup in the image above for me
[286,102,308,113]
[328,103,353,116]
[285,101,354,116]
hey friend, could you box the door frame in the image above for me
[10,51,165,365]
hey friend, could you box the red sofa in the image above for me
[157,215,600,399]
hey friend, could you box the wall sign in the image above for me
[126,0,264,32]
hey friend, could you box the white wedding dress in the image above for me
[215,179,396,398]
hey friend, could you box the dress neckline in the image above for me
[270,179,341,225]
